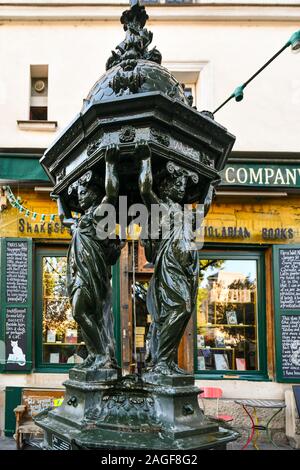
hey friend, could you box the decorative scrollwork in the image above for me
[201,153,214,168]
[87,139,102,157]
[56,167,65,184]
[109,68,145,96]
[200,110,215,120]
[167,83,181,100]
[106,0,162,71]
[166,162,199,184]
[68,170,93,195]
[119,125,136,143]
[94,391,158,428]
[150,128,170,147]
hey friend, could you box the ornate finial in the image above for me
[106,0,162,71]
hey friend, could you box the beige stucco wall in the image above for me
[0,4,299,152]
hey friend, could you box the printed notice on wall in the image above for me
[279,248,300,309]
[5,307,27,370]
[6,240,28,304]
[281,315,300,378]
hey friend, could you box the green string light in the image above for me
[2,185,58,223]
[213,29,300,114]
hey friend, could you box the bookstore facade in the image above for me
[1,156,300,434]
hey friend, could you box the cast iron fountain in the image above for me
[35,0,238,450]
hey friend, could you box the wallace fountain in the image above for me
[35,0,238,450]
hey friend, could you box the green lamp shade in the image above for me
[288,30,300,52]
[233,85,244,102]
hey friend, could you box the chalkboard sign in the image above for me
[273,245,300,383]
[5,307,27,371]
[281,315,300,379]
[6,241,28,304]
[279,248,300,310]
[0,238,32,372]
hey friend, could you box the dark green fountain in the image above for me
[35,0,238,450]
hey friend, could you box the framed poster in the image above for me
[214,353,229,371]
[273,245,300,383]
[226,311,238,325]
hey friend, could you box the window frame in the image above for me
[194,248,269,381]
[34,245,73,372]
[34,245,121,372]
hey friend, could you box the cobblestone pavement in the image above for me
[227,429,294,450]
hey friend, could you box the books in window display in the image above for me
[226,311,238,325]
[202,348,213,368]
[46,329,56,343]
[215,334,225,348]
[214,353,230,370]
[65,329,78,344]
[50,353,60,364]
[197,334,205,348]
[236,358,246,370]
[197,356,206,370]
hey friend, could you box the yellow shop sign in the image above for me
[18,217,70,238]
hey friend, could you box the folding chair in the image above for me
[198,387,234,423]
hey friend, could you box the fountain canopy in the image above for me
[40,0,235,211]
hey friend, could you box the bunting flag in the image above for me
[2,185,58,223]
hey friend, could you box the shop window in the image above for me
[196,251,267,379]
[35,248,87,370]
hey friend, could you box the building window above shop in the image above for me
[30,65,48,121]
[196,251,267,379]
[17,64,57,132]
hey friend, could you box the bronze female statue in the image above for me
[137,140,214,375]
[56,144,121,370]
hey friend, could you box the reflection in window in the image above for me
[197,259,258,372]
[42,256,86,365]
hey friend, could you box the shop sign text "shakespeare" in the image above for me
[222,164,300,188]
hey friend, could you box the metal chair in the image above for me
[198,387,234,423]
